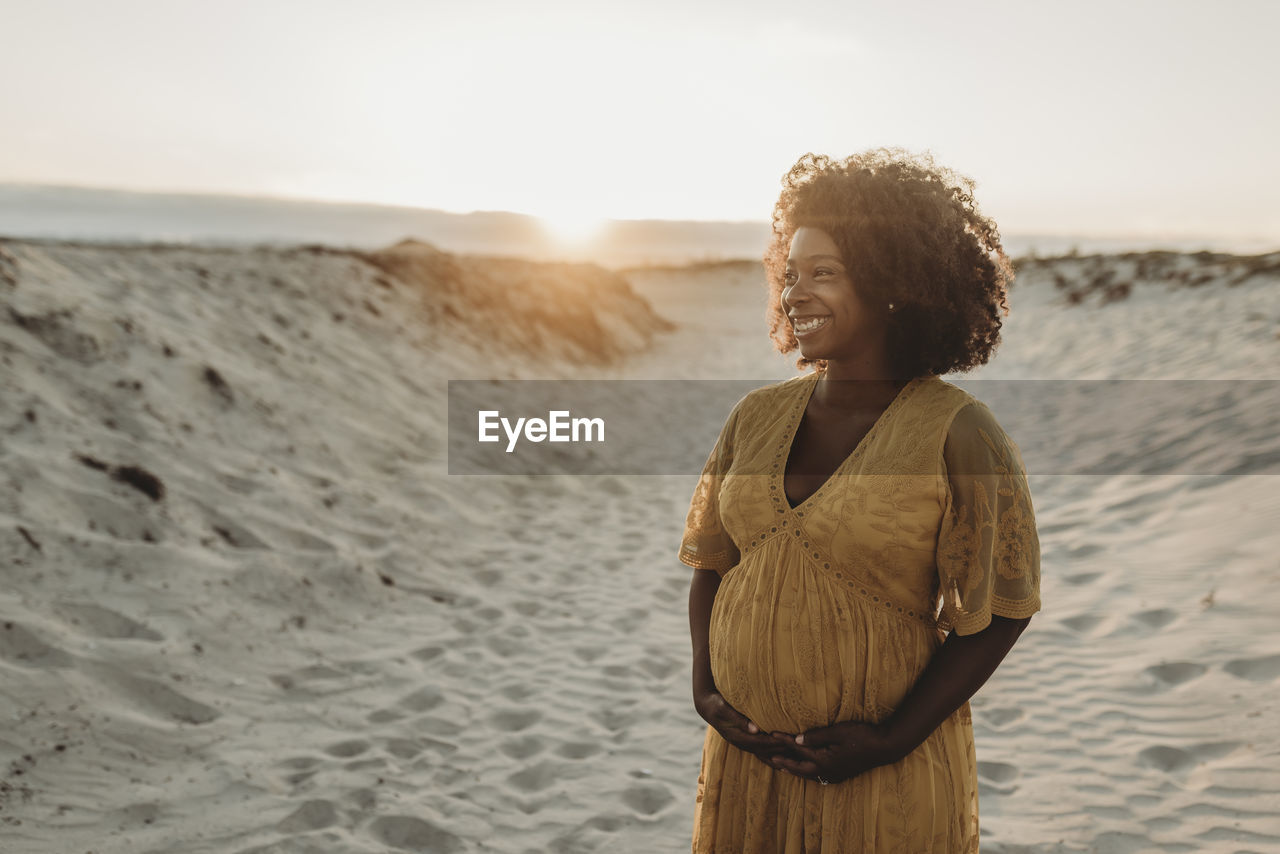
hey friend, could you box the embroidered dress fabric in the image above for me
[677,372,1041,854]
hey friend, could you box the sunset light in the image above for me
[538,209,607,246]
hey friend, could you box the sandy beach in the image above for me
[2,236,1278,853]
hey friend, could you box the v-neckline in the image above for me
[775,371,923,515]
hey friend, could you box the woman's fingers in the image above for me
[794,724,850,749]
[769,754,819,779]
[778,741,822,764]
[714,718,800,761]
[722,724,792,754]
[708,697,787,749]
[701,694,809,765]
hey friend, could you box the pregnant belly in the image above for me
[708,555,931,734]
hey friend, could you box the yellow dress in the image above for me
[677,371,1042,853]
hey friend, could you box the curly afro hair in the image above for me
[763,147,1014,377]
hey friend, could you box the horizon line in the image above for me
[3,179,1278,245]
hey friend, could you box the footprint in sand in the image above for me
[276,799,338,833]
[473,568,504,587]
[1132,608,1178,630]
[269,664,351,694]
[410,645,444,664]
[548,813,631,850]
[976,761,1019,784]
[344,787,378,811]
[1138,741,1240,773]
[601,556,631,573]
[275,756,322,786]
[367,707,405,724]
[981,706,1025,728]
[638,651,680,680]
[499,734,547,760]
[105,670,221,724]
[506,759,568,793]
[1065,543,1107,560]
[620,782,675,816]
[202,512,271,549]
[498,682,537,702]
[1223,653,1280,682]
[486,635,526,658]
[397,685,445,713]
[1138,745,1195,772]
[0,622,74,668]
[573,646,608,663]
[263,522,336,553]
[1190,741,1241,762]
[57,602,164,641]
[1144,661,1208,686]
[590,706,637,733]
[614,607,648,633]
[556,740,603,760]
[324,739,371,758]
[215,472,262,496]
[976,760,1020,796]
[474,605,504,622]
[115,802,161,827]
[383,738,424,760]
[512,600,543,617]
[367,815,465,853]
[490,708,542,732]
[653,586,685,605]
[1060,613,1104,634]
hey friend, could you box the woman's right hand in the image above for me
[694,688,795,765]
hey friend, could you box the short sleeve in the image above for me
[677,400,743,575]
[936,401,1042,635]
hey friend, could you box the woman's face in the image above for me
[782,226,887,365]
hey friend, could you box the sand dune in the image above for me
[1,237,1278,852]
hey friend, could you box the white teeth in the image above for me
[793,316,830,333]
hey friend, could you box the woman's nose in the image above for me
[784,277,810,306]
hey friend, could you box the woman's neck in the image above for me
[813,360,911,413]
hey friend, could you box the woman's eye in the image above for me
[783,272,797,284]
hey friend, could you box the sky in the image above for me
[3,0,1278,243]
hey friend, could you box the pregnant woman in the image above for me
[679,148,1042,853]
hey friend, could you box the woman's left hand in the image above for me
[766,721,910,784]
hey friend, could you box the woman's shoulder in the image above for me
[733,372,813,414]
[902,376,1011,462]
[902,374,985,426]
[930,382,1027,470]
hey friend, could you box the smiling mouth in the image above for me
[792,316,830,334]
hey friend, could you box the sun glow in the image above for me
[538,210,607,245]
